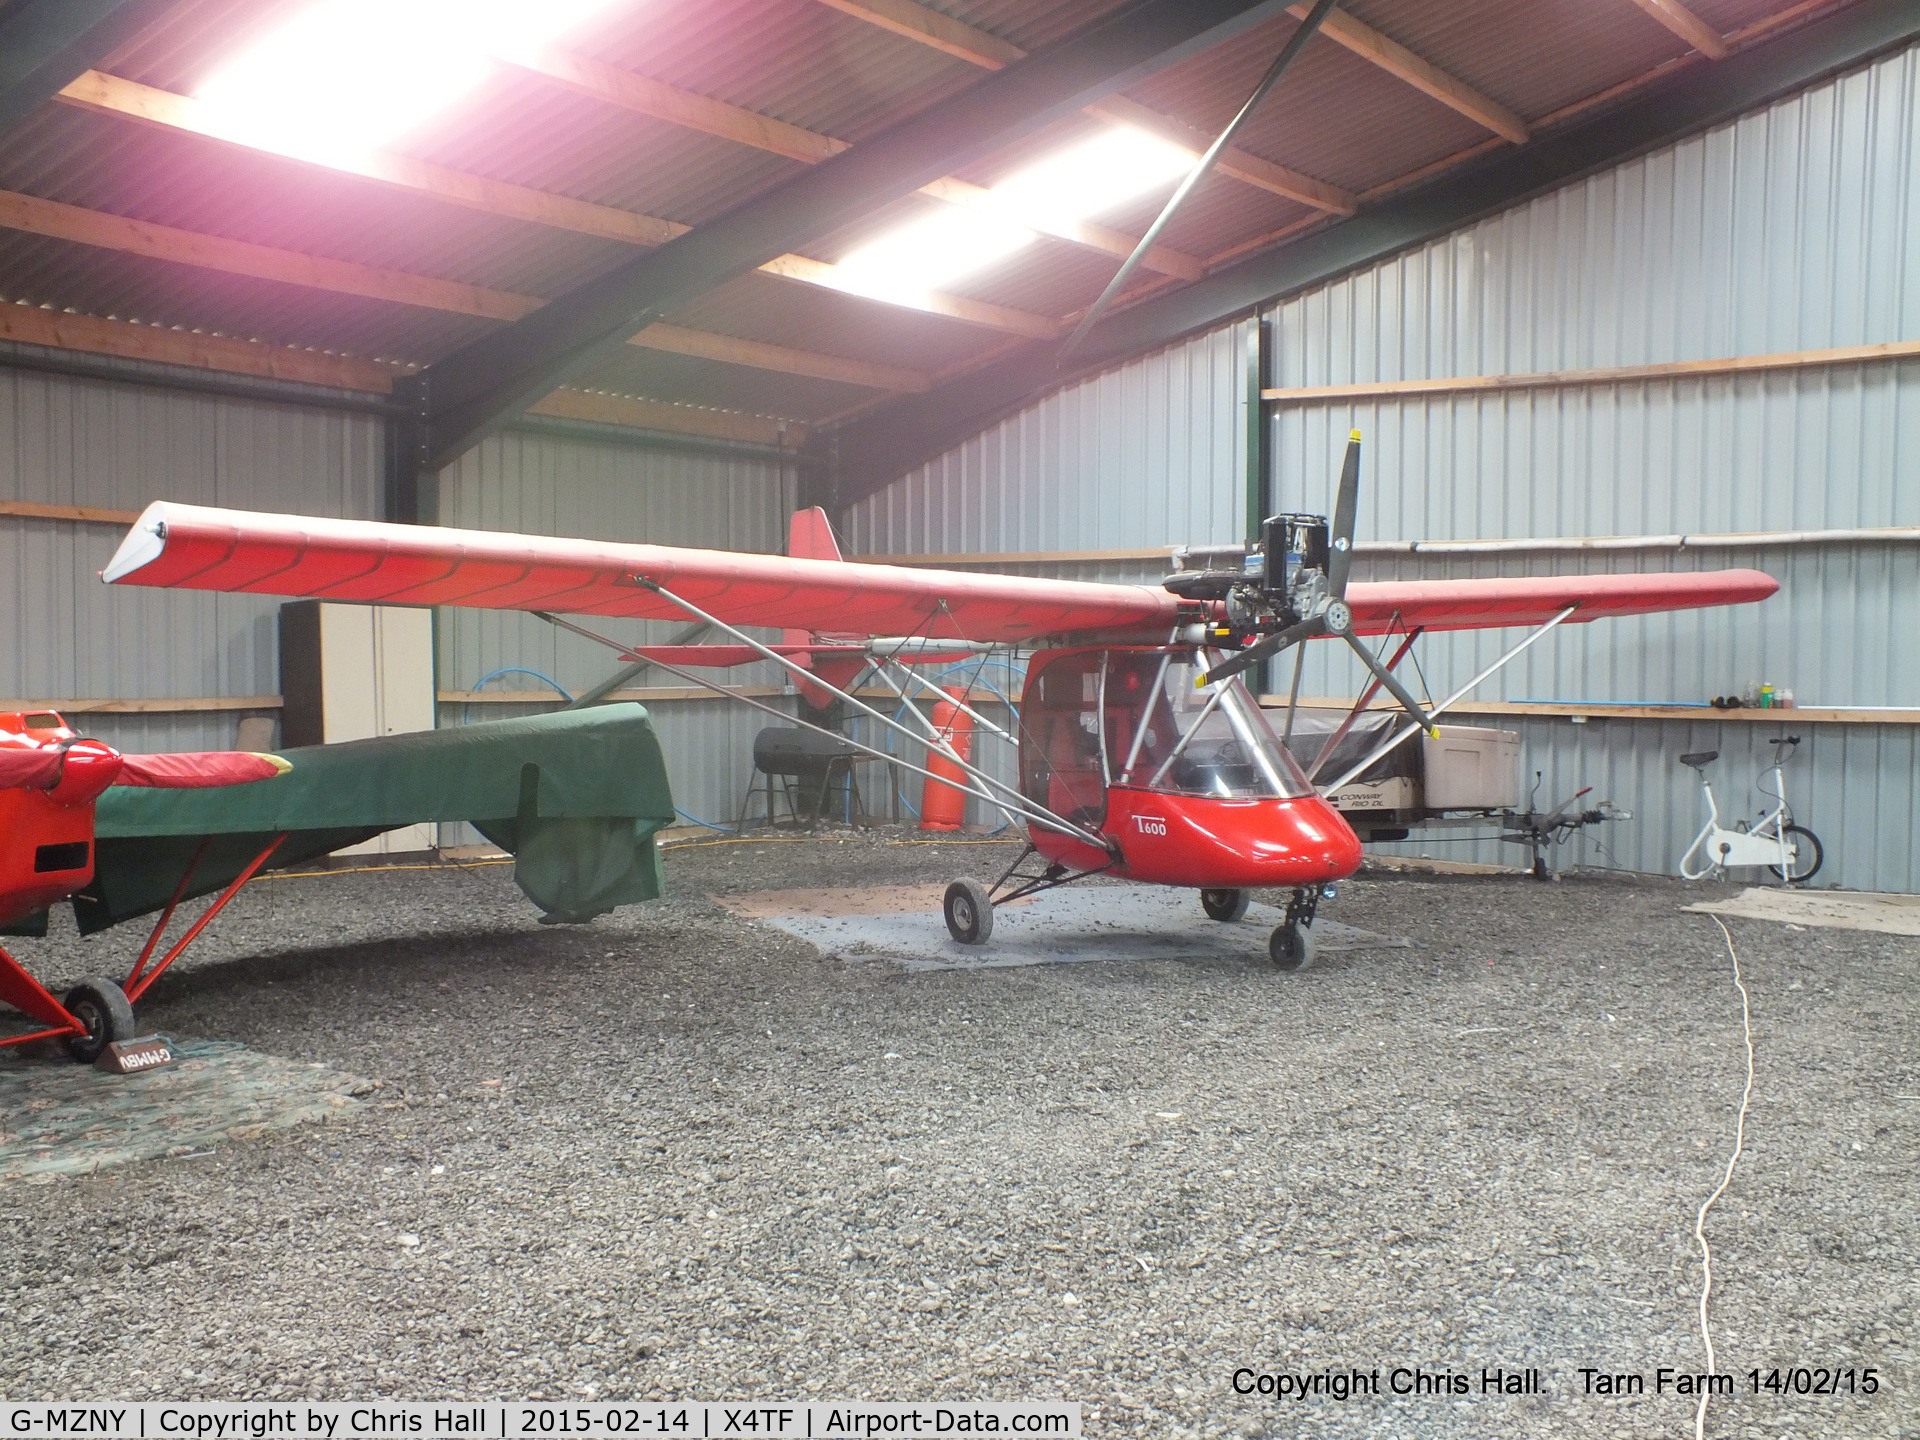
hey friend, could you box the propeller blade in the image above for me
[1199,618,1317,687]
[1326,429,1361,599]
[1342,631,1438,736]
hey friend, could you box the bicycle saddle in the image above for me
[1679,750,1718,767]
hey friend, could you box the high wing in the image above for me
[1345,570,1778,634]
[104,502,1777,640]
[104,503,1175,642]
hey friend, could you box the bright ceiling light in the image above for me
[834,126,1196,298]
[989,126,1197,230]
[195,0,622,165]
[835,208,1036,303]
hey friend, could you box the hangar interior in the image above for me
[3,0,1917,891]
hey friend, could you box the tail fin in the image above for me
[788,507,843,562]
[785,508,843,709]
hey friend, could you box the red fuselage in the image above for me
[1015,646,1365,890]
[1030,786,1362,889]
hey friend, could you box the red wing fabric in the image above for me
[105,504,1180,643]
[114,752,291,788]
[1345,570,1778,633]
[0,747,63,789]
[105,503,1778,641]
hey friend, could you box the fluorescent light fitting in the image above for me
[833,125,1196,298]
[988,126,1196,229]
[835,208,1036,302]
[195,0,624,165]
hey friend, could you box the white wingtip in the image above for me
[101,502,172,583]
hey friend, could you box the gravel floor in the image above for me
[0,829,1913,1440]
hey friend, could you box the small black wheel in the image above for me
[62,976,135,1063]
[943,878,995,945]
[1200,888,1250,922]
[1779,824,1823,884]
[1268,923,1318,973]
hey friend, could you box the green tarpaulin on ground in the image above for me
[77,704,675,931]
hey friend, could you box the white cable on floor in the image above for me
[1692,915,1755,1440]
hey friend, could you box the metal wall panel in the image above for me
[845,43,1920,892]
[848,320,1254,558]
[435,428,799,833]
[0,358,382,753]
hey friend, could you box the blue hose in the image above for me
[461,668,573,725]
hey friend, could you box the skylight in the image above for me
[836,126,1198,301]
[195,0,623,165]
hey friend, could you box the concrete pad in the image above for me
[732,881,1414,972]
[0,1040,376,1183]
[1684,886,1920,936]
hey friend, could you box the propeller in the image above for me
[1199,431,1438,736]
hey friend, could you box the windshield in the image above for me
[1107,651,1313,800]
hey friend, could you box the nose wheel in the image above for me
[1268,885,1328,973]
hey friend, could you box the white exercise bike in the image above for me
[1678,735,1822,884]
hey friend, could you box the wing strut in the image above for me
[1320,605,1578,794]
[532,607,1105,848]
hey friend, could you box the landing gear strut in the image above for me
[1269,885,1326,973]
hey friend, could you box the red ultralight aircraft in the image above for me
[0,711,286,1059]
[100,435,1776,969]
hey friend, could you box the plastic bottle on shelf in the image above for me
[1760,682,1775,708]
[1778,688,1795,709]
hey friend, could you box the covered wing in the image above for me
[0,747,62,789]
[1345,571,1778,633]
[104,503,1179,643]
[115,752,291,787]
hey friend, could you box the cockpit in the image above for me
[1018,647,1314,827]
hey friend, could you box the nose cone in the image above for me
[1282,792,1364,878]
[47,739,124,807]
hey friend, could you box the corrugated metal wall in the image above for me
[847,42,1920,892]
[0,353,382,753]
[435,429,800,833]
[850,319,1254,557]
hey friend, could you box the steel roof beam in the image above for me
[0,189,933,393]
[817,0,1357,214]
[56,69,1061,342]
[822,0,1920,505]
[0,0,174,137]
[501,46,1209,282]
[412,0,1295,472]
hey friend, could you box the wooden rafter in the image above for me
[0,188,936,392]
[0,299,407,391]
[525,389,807,447]
[53,70,1061,341]
[758,254,1062,340]
[1283,4,1528,144]
[0,302,808,447]
[1625,0,1730,59]
[501,46,1210,281]
[632,323,930,392]
[0,300,808,448]
[813,0,1358,214]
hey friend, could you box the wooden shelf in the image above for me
[1262,697,1920,725]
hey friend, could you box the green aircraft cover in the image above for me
[76,704,676,932]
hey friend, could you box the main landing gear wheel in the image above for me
[1268,923,1318,973]
[944,878,995,945]
[1780,824,1823,884]
[62,976,135,1063]
[1200,888,1250,922]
